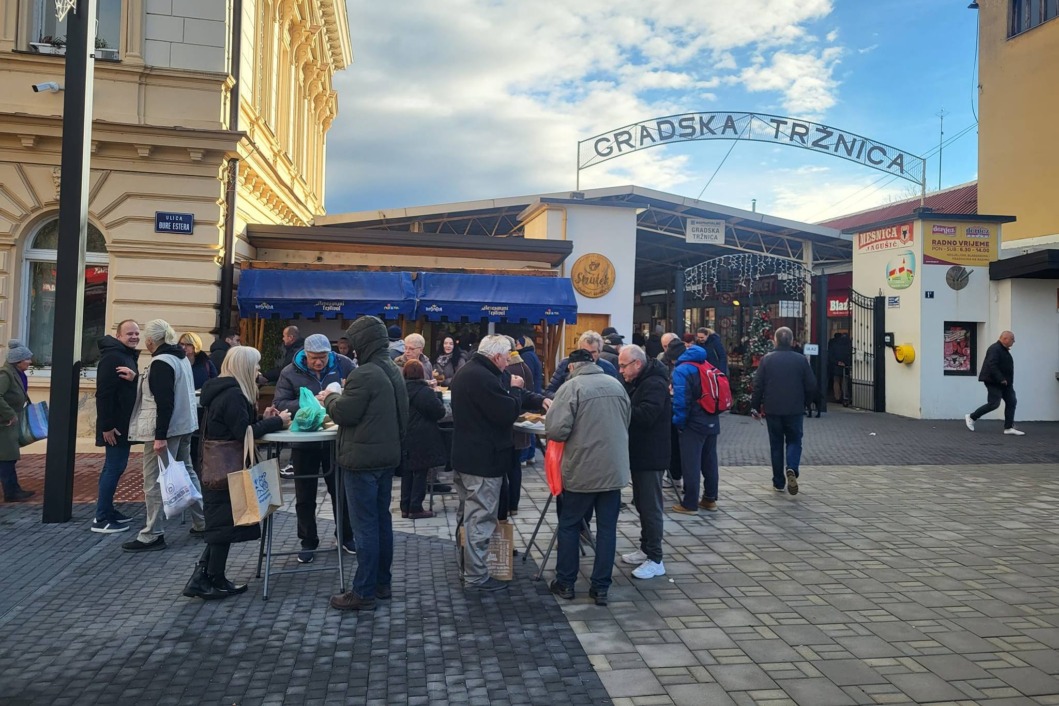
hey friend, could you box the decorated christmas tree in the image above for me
[733,307,774,414]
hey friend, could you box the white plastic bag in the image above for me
[158,448,202,519]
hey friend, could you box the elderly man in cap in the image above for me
[274,333,357,562]
[545,331,620,398]
[546,348,631,606]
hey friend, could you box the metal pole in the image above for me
[674,268,685,337]
[816,273,828,414]
[43,0,96,523]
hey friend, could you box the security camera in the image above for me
[31,82,62,93]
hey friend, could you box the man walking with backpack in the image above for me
[750,327,818,495]
[670,343,727,514]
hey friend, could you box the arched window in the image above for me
[23,219,109,368]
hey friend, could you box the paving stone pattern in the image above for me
[3,409,1059,705]
[0,507,609,706]
[717,407,1059,467]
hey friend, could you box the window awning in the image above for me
[415,272,578,324]
[237,269,417,319]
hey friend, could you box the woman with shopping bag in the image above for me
[0,340,36,502]
[185,346,290,600]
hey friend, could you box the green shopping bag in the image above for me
[291,387,326,432]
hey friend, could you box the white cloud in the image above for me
[326,0,844,213]
[737,47,843,116]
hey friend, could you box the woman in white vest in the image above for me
[122,319,205,553]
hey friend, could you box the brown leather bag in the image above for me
[200,424,255,490]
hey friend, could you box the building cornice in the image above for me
[318,0,353,71]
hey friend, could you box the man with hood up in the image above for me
[670,343,721,515]
[92,319,141,533]
[322,317,408,612]
[274,334,356,562]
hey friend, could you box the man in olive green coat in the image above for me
[322,316,408,612]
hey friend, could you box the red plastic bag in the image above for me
[544,440,565,496]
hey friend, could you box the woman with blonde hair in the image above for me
[185,345,290,599]
[178,331,218,390]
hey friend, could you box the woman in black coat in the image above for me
[183,346,290,600]
[400,359,446,519]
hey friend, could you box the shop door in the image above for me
[847,289,886,412]
[564,314,610,357]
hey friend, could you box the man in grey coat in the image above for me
[545,349,631,606]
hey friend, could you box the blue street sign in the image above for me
[155,211,194,234]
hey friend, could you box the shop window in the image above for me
[1010,0,1059,36]
[27,0,122,60]
[23,219,109,368]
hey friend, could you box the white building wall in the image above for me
[561,204,638,342]
[918,222,996,419]
[852,221,922,418]
[1003,278,1059,421]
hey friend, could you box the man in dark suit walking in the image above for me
[966,331,1024,436]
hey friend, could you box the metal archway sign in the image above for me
[578,111,926,195]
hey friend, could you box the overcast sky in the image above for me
[325,0,981,224]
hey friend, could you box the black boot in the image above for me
[211,575,248,596]
[182,564,227,600]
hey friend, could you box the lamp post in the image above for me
[42,0,96,523]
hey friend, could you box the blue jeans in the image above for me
[555,489,620,592]
[678,429,718,510]
[766,414,803,488]
[344,468,394,599]
[519,445,536,463]
[96,443,131,522]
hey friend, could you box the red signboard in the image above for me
[827,294,850,317]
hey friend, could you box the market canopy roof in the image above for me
[237,269,417,319]
[415,272,578,323]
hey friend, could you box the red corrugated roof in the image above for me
[819,182,977,231]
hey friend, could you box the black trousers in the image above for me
[971,383,1017,429]
[400,466,428,513]
[630,471,664,563]
[293,443,353,549]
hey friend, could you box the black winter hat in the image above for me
[568,349,594,364]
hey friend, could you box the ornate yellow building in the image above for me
[977,0,1059,241]
[0,0,351,433]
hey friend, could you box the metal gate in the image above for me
[847,289,886,412]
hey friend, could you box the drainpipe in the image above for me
[218,0,242,332]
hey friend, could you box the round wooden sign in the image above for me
[570,253,615,298]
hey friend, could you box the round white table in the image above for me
[256,426,343,599]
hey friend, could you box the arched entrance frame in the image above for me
[577,111,927,199]
[681,252,815,351]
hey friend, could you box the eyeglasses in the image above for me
[618,361,639,370]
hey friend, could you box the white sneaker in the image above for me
[1003,427,1025,436]
[622,549,647,565]
[632,560,666,579]
[965,414,975,431]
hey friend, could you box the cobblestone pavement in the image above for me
[0,505,608,706]
[3,411,1059,705]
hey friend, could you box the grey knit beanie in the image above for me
[6,339,32,364]
[303,333,332,353]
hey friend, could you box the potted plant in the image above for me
[94,36,118,61]
[30,35,66,55]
